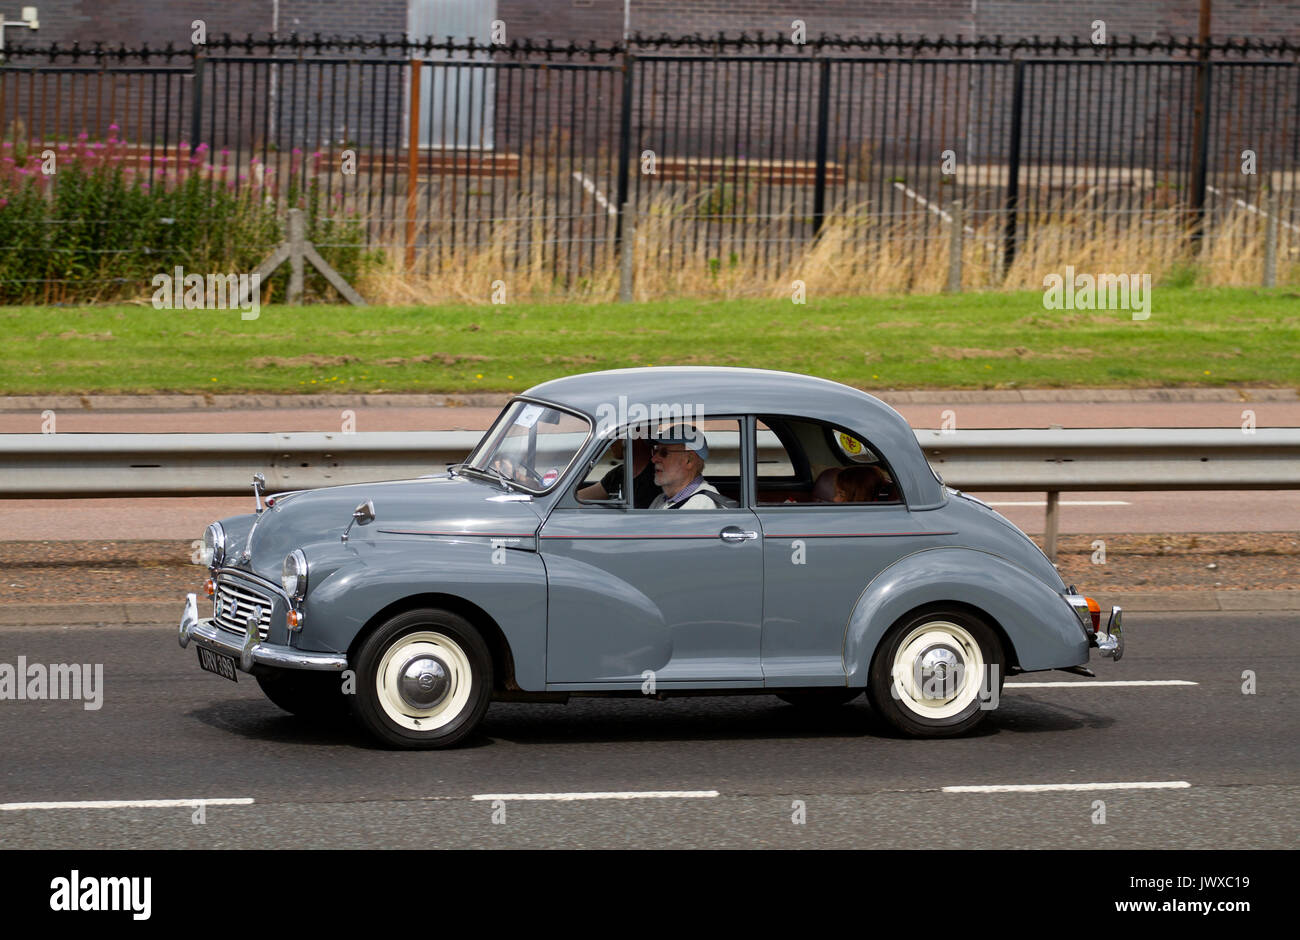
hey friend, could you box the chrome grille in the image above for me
[213,579,272,641]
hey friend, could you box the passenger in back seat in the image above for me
[834,465,893,503]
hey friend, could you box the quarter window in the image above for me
[753,416,900,505]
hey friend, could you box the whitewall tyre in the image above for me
[351,608,493,749]
[867,607,1004,738]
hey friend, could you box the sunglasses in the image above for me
[651,445,688,458]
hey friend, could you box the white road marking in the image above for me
[984,500,1131,507]
[471,790,719,802]
[1005,680,1198,688]
[1,798,254,811]
[943,781,1190,794]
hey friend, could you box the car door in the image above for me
[753,417,953,686]
[540,419,765,688]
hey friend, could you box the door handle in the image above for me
[719,527,758,543]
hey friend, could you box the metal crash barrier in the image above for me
[2,428,1297,560]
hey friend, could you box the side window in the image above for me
[755,419,798,481]
[574,437,628,506]
[754,417,900,505]
[630,417,743,510]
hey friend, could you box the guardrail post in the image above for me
[947,200,964,292]
[1263,191,1279,288]
[619,201,636,302]
[1044,490,1060,563]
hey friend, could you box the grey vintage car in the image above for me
[178,367,1122,748]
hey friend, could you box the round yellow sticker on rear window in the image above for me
[838,431,863,456]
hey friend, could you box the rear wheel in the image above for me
[350,608,493,749]
[866,608,1004,738]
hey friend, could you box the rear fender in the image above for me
[843,547,1089,684]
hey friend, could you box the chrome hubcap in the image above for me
[398,655,450,709]
[918,645,961,691]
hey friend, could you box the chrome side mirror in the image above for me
[341,499,376,543]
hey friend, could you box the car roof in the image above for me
[523,367,945,508]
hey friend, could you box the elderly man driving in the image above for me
[648,425,726,509]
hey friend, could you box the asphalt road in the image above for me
[0,611,1294,849]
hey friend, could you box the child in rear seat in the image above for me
[834,465,891,503]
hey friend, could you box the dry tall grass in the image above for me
[354,192,1299,306]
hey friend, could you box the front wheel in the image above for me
[350,609,493,749]
[866,608,1004,738]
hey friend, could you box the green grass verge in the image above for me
[2,287,1297,394]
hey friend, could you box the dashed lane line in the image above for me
[943,781,1191,793]
[1005,680,1198,688]
[471,790,720,802]
[1,798,254,811]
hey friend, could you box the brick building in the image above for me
[8,1,1298,47]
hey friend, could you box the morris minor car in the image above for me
[178,367,1122,748]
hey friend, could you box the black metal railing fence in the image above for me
[0,32,1297,299]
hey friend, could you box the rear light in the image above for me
[265,496,276,508]
[204,578,215,596]
[1085,597,1101,632]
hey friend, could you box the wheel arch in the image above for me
[349,593,519,693]
[843,546,1089,685]
[865,599,1018,678]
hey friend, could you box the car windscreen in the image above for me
[465,400,591,493]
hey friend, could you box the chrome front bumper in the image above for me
[178,593,347,673]
[1091,605,1124,661]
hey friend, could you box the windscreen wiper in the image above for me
[463,463,515,492]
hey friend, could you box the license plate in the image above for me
[197,647,239,682]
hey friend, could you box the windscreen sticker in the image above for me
[541,468,559,487]
[514,404,544,428]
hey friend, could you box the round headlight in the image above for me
[281,549,308,600]
[202,523,225,568]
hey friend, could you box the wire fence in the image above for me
[0,33,1298,300]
